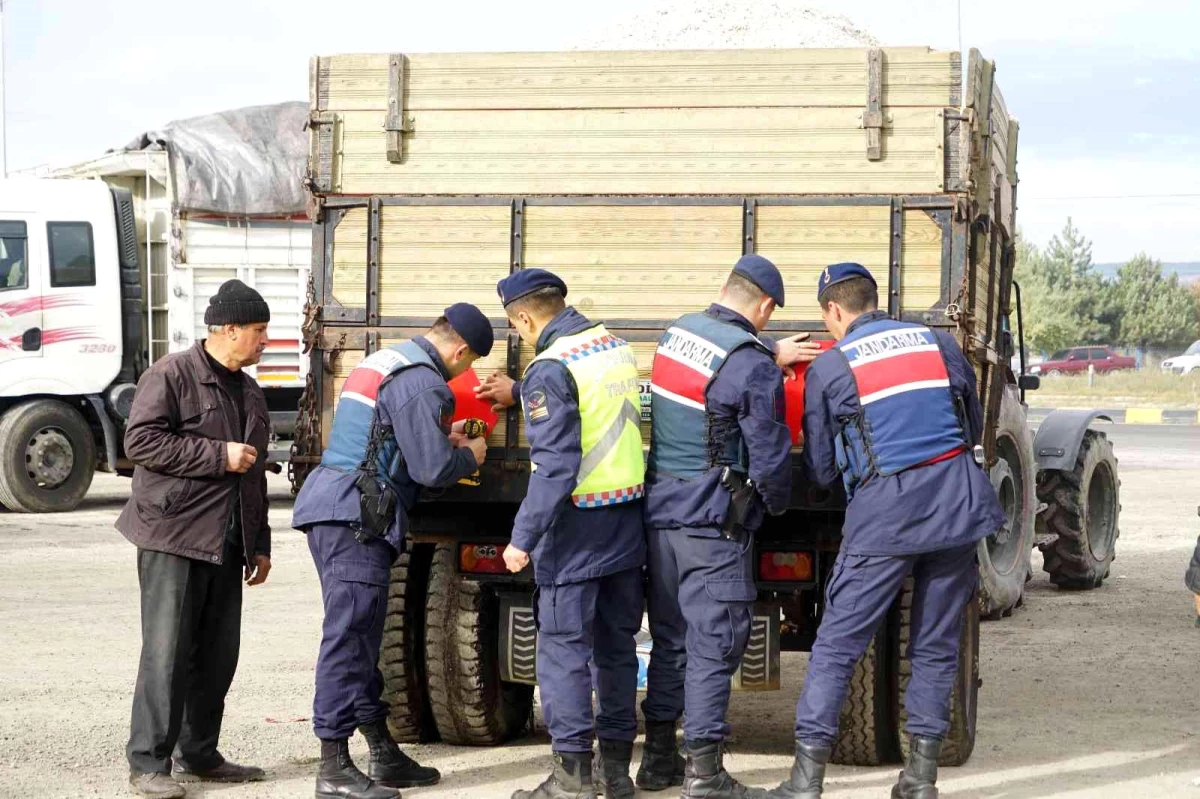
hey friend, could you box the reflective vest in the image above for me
[647,312,771,479]
[321,340,438,486]
[527,324,645,508]
[834,318,967,495]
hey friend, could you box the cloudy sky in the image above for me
[4,0,1197,262]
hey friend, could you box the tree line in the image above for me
[1016,219,1200,355]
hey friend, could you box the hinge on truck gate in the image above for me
[385,54,410,164]
[863,48,885,161]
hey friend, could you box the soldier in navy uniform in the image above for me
[766,264,1004,799]
[292,304,493,799]
[492,270,648,799]
[638,255,809,799]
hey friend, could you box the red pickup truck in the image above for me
[1031,346,1136,376]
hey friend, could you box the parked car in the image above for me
[1161,340,1200,375]
[1029,346,1136,376]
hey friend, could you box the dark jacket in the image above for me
[512,307,645,585]
[1187,537,1200,595]
[802,310,1004,556]
[291,336,479,552]
[116,342,271,565]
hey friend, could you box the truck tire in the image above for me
[380,544,437,743]
[0,400,97,513]
[424,543,534,745]
[830,628,898,767]
[1037,430,1120,589]
[894,579,979,767]
[978,389,1036,619]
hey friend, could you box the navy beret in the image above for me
[818,262,877,301]
[732,254,785,308]
[497,268,568,307]
[444,303,494,357]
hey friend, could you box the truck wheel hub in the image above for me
[26,427,74,488]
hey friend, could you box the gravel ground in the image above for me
[1,425,1198,798]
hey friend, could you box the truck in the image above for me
[0,104,311,512]
[291,46,1122,766]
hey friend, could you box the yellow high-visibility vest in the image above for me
[527,324,645,507]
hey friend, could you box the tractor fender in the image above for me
[1032,409,1113,472]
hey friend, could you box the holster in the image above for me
[719,466,756,543]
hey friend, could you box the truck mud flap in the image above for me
[498,594,780,691]
[499,593,538,684]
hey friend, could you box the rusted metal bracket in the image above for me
[504,332,522,471]
[863,48,885,161]
[366,197,381,326]
[742,198,756,255]
[385,53,409,164]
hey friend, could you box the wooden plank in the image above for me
[864,49,884,160]
[318,48,960,112]
[331,207,367,308]
[522,206,743,321]
[334,107,946,196]
[899,210,943,312]
[755,205,891,322]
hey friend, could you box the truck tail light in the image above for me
[758,551,814,582]
[459,544,507,574]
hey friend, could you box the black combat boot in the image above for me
[636,720,685,791]
[594,739,635,798]
[315,739,398,799]
[681,740,766,798]
[512,751,597,799]
[765,741,830,798]
[891,736,941,799]
[359,719,440,788]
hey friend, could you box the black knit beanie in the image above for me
[204,279,271,326]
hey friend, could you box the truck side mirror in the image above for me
[1018,374,1040,392]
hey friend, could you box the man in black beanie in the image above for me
[118,279,273,798]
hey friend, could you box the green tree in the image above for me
[1014,220,1117,352]
[1112,254,1200,350]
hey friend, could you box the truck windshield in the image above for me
[1185,341,1200,356]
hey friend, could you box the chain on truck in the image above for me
[289,45,1122,766]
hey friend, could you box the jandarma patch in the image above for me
[526,390,550,421]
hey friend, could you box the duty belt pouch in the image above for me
[354,416,397,544]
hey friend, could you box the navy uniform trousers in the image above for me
[308,522,396,740]
[536,567,644,753]
[642,526,757,742]
[795,543,978,744]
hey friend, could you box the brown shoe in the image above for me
[172,757,265,783]
[130,772,186,798]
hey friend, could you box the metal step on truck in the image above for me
[0,104,311,512]
[290,46,1121,766]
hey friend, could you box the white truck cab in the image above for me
[0,178,143,512]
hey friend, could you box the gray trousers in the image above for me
[126,543,243,775]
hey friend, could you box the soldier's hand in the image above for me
[1193,592,1200,620]
[775,333,824,380]
[503,544,530,573]
[475,372,517,413]
[225,443,258,473]
[463,435,487,466]
[245,555,272,586]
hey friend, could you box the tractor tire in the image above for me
[830,627,899,767]
[424,543,534,745]
[380,544,437,743]
[1038,430,1120,589]
[895,579,980,767]
[977,389,1036,619]
[0,400,97,513]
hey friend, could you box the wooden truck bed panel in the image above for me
[313,48,960,113]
